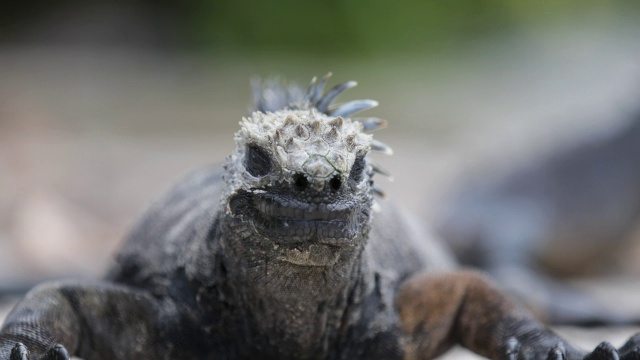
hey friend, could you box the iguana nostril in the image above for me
[330,176,342,191]
[293,173,309,191]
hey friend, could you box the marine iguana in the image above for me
[1,74,639,360]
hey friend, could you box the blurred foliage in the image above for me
[1,0,639,56]
[183,0,640,55]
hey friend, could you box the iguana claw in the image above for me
[46,344,69,360]
[584,342,619,360]
[619,334,640,359]
[9,343,28,360]
[583,335,640,360]
[504,336,520,360]
[9,343,69,360]
[547,343,566,360]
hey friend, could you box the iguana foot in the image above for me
[9,343,69,360]
[501,333,640,360]
[583,334,640,360]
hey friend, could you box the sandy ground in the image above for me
[1,22,640,357]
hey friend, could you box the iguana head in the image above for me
[221,74,390,267]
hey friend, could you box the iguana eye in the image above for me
[245,145,272,177]
[349,155,366,183]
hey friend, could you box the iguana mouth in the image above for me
[228,190,363,244]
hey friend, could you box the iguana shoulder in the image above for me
[107,166,225,294]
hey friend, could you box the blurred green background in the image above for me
[4,0,639,55]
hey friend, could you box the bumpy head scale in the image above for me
[226,73,392,199]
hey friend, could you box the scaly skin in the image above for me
[1,74,639,360]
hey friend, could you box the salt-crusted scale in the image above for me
[238,110,371,190]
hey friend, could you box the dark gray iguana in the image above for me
[1,74,639,360]
[435,109,640,325]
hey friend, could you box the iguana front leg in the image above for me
[0,280,181,360]
[396,270,640,360]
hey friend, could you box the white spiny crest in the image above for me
[226,73,392,198]
[235,110,370,185]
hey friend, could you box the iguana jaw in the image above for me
[228,189,364,246]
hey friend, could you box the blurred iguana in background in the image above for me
[436,107,640,325]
